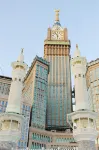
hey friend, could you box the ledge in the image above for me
[44,40,71,46]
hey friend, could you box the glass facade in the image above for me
[31,56,49,130]
[56,137,75,143]
[30,132,76,150]
[17,104,31,149]
[31,133,51,149]
[44,18,72,130]
[32,133,51,142]
[46,55,72,129]
[31,142,46,149]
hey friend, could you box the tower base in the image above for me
[78,140,96,150]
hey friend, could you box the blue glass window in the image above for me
[2,101,4,105]
[18,141,20,146]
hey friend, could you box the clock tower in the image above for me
[44,10,72,130]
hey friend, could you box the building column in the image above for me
[78,140,96,150]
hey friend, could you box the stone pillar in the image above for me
[78,140,96,150]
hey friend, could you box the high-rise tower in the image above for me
[44,10,72,130]
[24,56,49,130]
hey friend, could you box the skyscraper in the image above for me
[24,56,49,130]
[44,10,72,130]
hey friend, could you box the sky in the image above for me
[0,0,99,77]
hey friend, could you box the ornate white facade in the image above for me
[68,45,98,150]
[0,50,28,149]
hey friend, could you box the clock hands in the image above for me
[55,32,59,39]
[52,28,63,40]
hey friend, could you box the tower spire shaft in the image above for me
[54,9,60,22]
[6,50,28,113]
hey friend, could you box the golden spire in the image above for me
[54,9,60,22]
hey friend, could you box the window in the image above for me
[18,141,20,146]
[2,101,4,105]
[79,74,81,77]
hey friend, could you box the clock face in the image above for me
[51,25,64,40]
[51,31,64,40]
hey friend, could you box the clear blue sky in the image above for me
[0,0,99,76]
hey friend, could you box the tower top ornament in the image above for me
[21,48,24,54]
[76,44,78,49]
[17,48,24,62]
[54,9,60,22]
[73,44,81,57]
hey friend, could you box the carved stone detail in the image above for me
[78,140,96,150]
